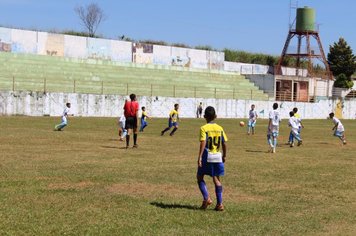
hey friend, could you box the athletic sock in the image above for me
[133,133,137,145]
[198,180,209,200]
[215,185,223,205]
[170,127,177,136]
[126,134,130,147]
[162,127,170,134]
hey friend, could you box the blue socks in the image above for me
[215,185,223,205]
[198,180,209,200]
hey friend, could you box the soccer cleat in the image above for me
[214,204,224,211]
[133,144,138,148]
[297,140,303,146]
[290,142,294,147]
[200,198,212,210]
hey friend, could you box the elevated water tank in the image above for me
[296,7,315,32]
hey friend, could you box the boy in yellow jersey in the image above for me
[161,104,179,136]
[197,106,227,211]
[139,106,150,132]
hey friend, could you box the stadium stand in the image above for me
[0,52,269,100]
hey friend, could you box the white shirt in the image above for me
[119,115,126,128]
[333,117,344,132]
[269,110,281,132]
[289,116,299,134]
[249,109,257,122]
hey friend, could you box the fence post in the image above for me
[250,89,253,100]
[151,84,153,97]
[194,87,197,98]
[214,88,217,99]
[73,80,76,93]
[233,88,235,99]
[173,85,176,97]
[12,76,15,91]
[101,81,104,95]
[44,78,46,93]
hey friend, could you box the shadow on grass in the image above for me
[101,145,118,149]
[150,201,198,210]
[245,150,264,153]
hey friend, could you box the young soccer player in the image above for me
[329,113,347,145]
[247,104,258,135]
[123,94,139,148]
[196,102,203,118]
[139,106,150,132]
[197,106,227,211]
[288,111,302,147]
[288,107,304,144]
[118,114,127,141]
[267,103,281,153]
[54,102,72,131]
[161,104,179,136]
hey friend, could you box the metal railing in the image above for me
[0,76,270,100]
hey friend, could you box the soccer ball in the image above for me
[239,121,245,127]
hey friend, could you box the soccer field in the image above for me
[1,116,355,235]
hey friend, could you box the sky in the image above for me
[0,0,355,56]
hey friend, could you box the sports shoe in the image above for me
[297,140,303,146]
[133,144,138,148]
[272,147,276,153]
[214,204,224,211]
[161,131,164,136]
[200,198,212,210]
[290,142,294,147]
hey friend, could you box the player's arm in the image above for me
[332,122,338,130]
[222,142,227,163]
[268,118,272,131]
[197,140,206,167]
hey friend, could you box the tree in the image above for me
[75,3,106,37]
[327,38,356,84]
[333,73,354,89]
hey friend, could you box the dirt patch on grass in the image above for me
[47,181,95,190]
[107,183,265,203]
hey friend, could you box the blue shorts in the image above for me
[248,120,256,127]
[169,120,178,128]
[197,153,224,177]
[334,130,344,137]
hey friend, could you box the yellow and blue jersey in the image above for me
[200,123,228,154]
[142,111,147,120]
[169,109,179,122]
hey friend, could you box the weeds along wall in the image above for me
[1,91,355,119]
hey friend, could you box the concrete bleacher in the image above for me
[0,52,269,100]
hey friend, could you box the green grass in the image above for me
[0,117,355,235]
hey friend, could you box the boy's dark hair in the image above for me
[204,106,216,120]
[129,94,136,101]
[174,103,179,108]
[293,107,298,113]
[141,106,145,110]
[66,102,71,107]
[329,112,335,117]
[273,103,278,110]
[289,111,294,117]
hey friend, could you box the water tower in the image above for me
[276,6,332,80]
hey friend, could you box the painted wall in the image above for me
[0,27,224,70]
[1,91,355,119]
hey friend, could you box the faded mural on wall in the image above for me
[132,43,153,64]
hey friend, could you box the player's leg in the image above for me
[133,118,138,147]
[169,124,178,136]
[197,174,211,209]
[267,134,273,152]
[288,130,294,144]
[247,122,251,135]
[252,121,256,135]
[126,128,132,148]
[161,120,172,135]
[272,132,278,153]
[213,176,224,211]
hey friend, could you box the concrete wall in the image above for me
[1,91,355,119]
[246,74,275,96]
[0,27,224,70]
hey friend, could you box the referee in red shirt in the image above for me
[123,94,139,148]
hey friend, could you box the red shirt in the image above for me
[124,100,139,117]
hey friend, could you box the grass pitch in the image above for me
[0,116,355,235]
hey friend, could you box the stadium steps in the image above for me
[0,52,269,100]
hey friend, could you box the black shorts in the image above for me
[125,117,137,129]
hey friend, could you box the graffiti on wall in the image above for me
[46,34,64,56]
[133,43,153,64]
[0,41,11,52]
